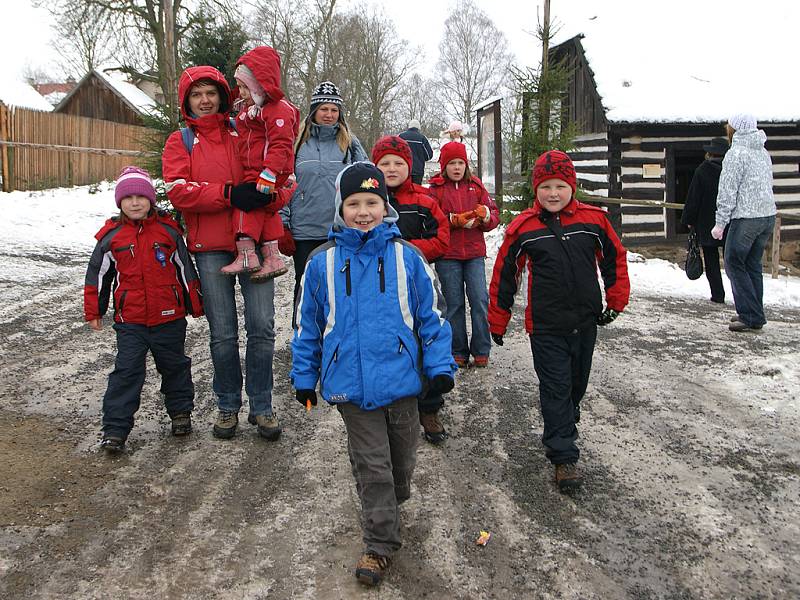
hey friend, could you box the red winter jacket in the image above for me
[162,66,243,253]
[84,211,203,327]
[235,46,300,186]
[427,173,499,260]
[489,199,629,336]
[388,178,450,262]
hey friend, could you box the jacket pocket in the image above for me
[115,290,128,322]
[320,342,341,399]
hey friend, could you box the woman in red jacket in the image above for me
[162,65,282,442]
[428,142,499,369]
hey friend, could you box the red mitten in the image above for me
[278,226,296,256]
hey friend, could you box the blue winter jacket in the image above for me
[282,122,367,240]
[291,222,456,410]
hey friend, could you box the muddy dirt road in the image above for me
[1,249,799,599]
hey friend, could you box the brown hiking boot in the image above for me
[212,410,238,439]
[355,552,391,586]
[254,413,282,441]
[554,463,582,492]
[420,411,447,444]
[170,412,192,436]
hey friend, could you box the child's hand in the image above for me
[256,169,276,195]
[472,205,490,222]
[429,374,455,394]
[597,308,620,326]
[491,332,504,346]
[88,318,102,331]
[295,388,317,407]
[450,211,477,229]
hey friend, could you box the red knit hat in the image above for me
[531,150,576,194]
[371,135,413,171]
[439,141,468,170]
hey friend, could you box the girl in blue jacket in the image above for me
[291,161,456,587]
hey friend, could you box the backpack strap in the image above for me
[180,118,237,154]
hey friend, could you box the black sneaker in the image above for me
[555,463,582,492]
[170,412,192,436]
[355,552,390,586]
[100,436,125,453]
[420,411,447,444]
[212,411,238,439]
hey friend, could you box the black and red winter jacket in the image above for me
[489,199,630,336]
[163,66,244,253]
[427,173,499,260]
[84,211,203,327]
[388,178,450,262]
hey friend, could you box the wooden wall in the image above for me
[56,73,143,126]
[552,37,608,136]
[0,104,153,191]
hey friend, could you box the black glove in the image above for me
[295,388,317,407]
[429,374,454,394]
[491,332,504,346]
[227,182,270,212]
[597,308,620,326]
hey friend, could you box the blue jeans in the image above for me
[435,258,491,359]
[195,252,276,415]
[724,216,775,328]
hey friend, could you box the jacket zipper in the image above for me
[117,290,128,322]
[378,257,385,293]
[341,259,351,296]
[113,244,135,257]
[172,285,181,306]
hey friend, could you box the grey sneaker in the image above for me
[213,411,238,439]
[255,413,281,441]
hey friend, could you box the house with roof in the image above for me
[54,70,156,126]
[550,18,800,243]
[33,80,77,106]
[0,73,53,112]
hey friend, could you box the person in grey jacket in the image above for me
[281,81,367,317]
[711,113,777,332]
[398,119,433,184]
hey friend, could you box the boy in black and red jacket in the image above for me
[84,166,203,452]
[488,150,630,491]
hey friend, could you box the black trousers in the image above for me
[292,239,328,327]
[102,319,194,439]
[529,325,597,465]
[702,245,725,303]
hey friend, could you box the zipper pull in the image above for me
[129,244,135,258]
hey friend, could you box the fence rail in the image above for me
[0,103,154,191]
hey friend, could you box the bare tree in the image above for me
[388,73,445,137]
[45,2,117,77]
[435,0,512,129]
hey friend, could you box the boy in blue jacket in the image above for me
[291,161,456,586]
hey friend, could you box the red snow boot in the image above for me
[220,237,260,275]
[250,240,288,282]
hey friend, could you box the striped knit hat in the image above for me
[115,166,156,207]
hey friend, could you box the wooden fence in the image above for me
[0,103,156,192]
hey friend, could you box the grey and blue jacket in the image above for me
[281,122,367,240]
[291,219,456,411]
[715,129,776,227]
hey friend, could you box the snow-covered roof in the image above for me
[0,73,53,111]
[95,70,157,116]
[554,3,800,123]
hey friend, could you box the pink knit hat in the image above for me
[115,166,156,207]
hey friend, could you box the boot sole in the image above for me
[355,569,381,586]
[171,426,192,436]
[423,430,448,445]
[221,268,260,276]
[212,425,237,439]
[557,478,582,492]
[250,268,288,282]
[258,427,282,441]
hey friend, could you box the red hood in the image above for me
[237,46,284,102]
[178,66,232,124]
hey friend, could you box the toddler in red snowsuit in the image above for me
[221,46,299,280]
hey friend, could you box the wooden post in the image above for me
[163,0,178,123]
[0,103,11,192]
[539,0,551,142]
[771,214,781,279]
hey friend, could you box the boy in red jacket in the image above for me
[84,167,203,453]
[221,46,299,281]
[372,135,452,444]
[488,150,630,491]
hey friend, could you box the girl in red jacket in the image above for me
[427,142,499,369]
[84,167,203,453]
[221,46,299,281]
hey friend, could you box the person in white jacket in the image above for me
[711,113,777,332]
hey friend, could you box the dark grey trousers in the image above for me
[337,396,419,557]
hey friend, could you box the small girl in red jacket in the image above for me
[222,46,299,280]
[428,141,499,369]
[84,167,204,453]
